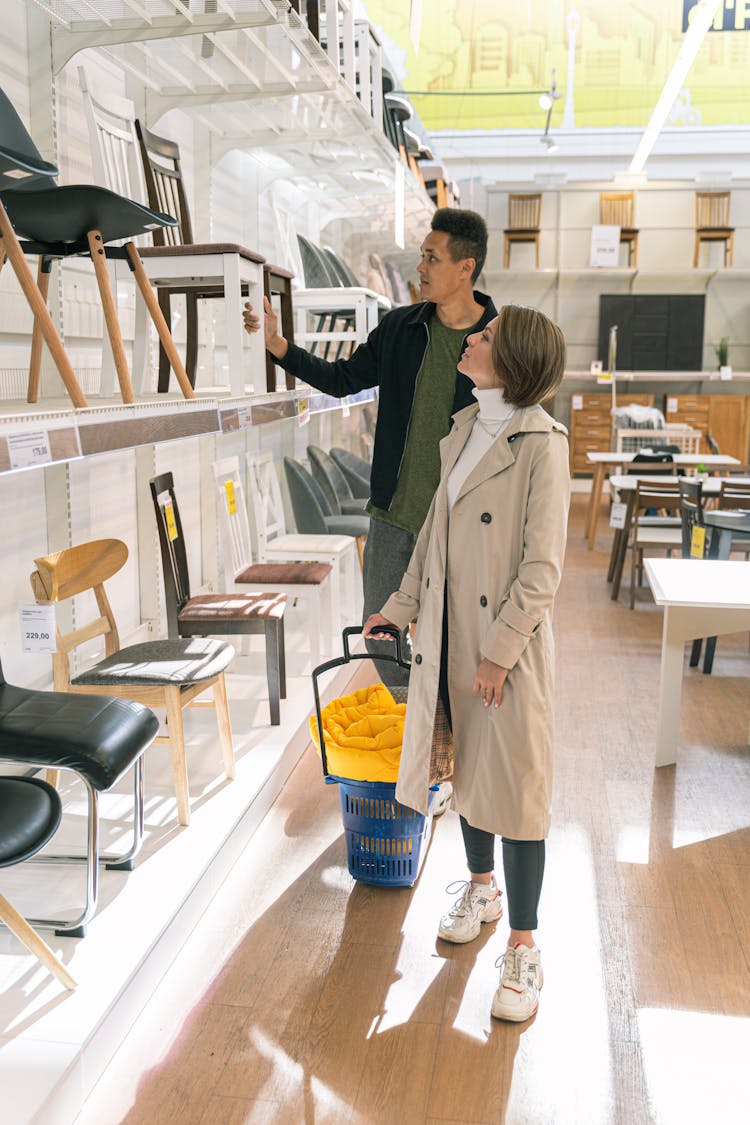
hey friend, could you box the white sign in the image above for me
[666,397,678,414]
[609,502,628,530]
[589,225,621,268]
[7,430,51,470]
[341,397,351,418]
[236,405,252,429]
[20,604,56,652]
[572,395,583,411]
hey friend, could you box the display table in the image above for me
[644,558,750,766]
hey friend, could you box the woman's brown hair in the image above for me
[491,305,566,408]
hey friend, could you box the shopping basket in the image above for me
[311,626,436,887]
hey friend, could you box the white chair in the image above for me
[212,457,334,666]
[246,451,360,630]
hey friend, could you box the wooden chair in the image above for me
[149,472,287,725]
[694,191,734,267]
[0,777,75,988]
[212,456,334,667]
[628,479,683,609]
[246,451,359,632]
[30,539,235,828]
[599,191,639,267]
[503,194,542,268]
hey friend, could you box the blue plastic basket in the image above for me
[337,778,436,887]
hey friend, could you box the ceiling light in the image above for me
[538,91,553,111]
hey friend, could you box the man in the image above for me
[243,208,497,688]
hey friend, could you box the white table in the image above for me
[644,558,750,766]
[585,452,740,549]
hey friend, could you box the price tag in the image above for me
[225,479,237,515]
[596,370,613,385]
[236,405,251,430]
[20,604,56,652]
[297,397,310,426]
[572,395,583,411]
[690,525,706,558]
[164,502,178,541]
[609,502,627,529]
[341,397,351,418]
[7,430,51,470]
[666,397,678,414]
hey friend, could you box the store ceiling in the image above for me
[364,0,750,132]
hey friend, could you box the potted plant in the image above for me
[715,337,732,379]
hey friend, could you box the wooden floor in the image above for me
[106,495,750,1125]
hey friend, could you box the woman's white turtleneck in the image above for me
[446,387,516,512]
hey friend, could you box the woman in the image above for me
[364,304,569,1023]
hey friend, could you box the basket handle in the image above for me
[312,625,410,778]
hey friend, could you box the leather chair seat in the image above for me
[73,637,234,691]
[0,777,62,867]
[235,562,331,586]
[0,682,159,790]
[325,514,370,537]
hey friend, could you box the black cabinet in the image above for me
[598,294,705,371]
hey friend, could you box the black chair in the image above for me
[307,445,367,516]
[0,86,193,407]
[283,458,369,569]
[679,478,707,668]
[330,447,371,498]
[0,656,159,936]
[0,776,75,988]
[149,472,287,726]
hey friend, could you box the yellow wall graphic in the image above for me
[365,0,750,129]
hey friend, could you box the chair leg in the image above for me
[28,780,100,938]
[278,619,286,699]
[124,243,195,401]
[156,287,172,393]
[0,893,76,990]
[356,535,366,572]
[503,236,510,269]
[45,769,61,789]
[702,635,717,675]
[164,687,191,826]
[185,292,199,388]
[693,234,700,268]
[308,587,321,667]
[212,672,235,781]
[27,257,51,403]
[263,621,282,726]
[103,756,145,871]
[689,638,703,666]
[86,230,135,404]
[0,217,87,408]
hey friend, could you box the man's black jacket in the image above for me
[275,290,498,511]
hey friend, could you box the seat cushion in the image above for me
[177,594,286,624]
[324,515,370,537]
[0,683,159,790]
[0,777,62,868]
[73,638,235,690]
[235,562,331,586]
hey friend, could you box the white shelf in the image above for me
[563,370,750,383]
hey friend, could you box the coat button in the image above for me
[481,512,492,524]
[480,595,487,607]
[415,654,422,665]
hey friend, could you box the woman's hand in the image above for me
[473,658,509,708]
[243,297,288,359]
[363,612,397,639]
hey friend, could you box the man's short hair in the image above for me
[431,208,488,283]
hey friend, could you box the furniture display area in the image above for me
[568,392,654,476]
[599,191,638,267]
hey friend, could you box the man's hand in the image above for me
[363,612,397,639]
[472,658,509,708]
[243,297,288,360]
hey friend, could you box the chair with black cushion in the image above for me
[679,478,707,668]
[31,539,234,831]
[283,458,369,570]
[0,776,75,987]
[307,445,368,516]
[330,447,371,498]
[149,472,287,726]
[0,86,193,407]
[0,654,159,935]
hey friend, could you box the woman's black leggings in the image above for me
[439,592,545,932]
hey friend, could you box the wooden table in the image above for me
[585,452,740,550]
[644,558,750,766]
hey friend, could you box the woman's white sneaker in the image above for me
[437,878,503,943]
[491,943,543,1022]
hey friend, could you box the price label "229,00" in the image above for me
[20,604,57,653]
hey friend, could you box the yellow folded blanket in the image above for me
[310,683,405,782]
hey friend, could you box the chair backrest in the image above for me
[323,247,359,287]
[307,445,354,513]
[78,67,146,203]
[297,235,340,287]
[30,538,129,688]
[246,451,289,555]
[678,478,704,557]
[330,446,370,497]
[696,191,730,228]
[283,458,329,534]
[600,191,634,227]
[135,120,193,247]
[508,193,541,231]
[148,471,192,637]
[0,87,58,189]
[718,479,750,510]
[212,456,254,580]
[634,478,682,519]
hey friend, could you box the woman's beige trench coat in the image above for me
[381,402,570,840]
